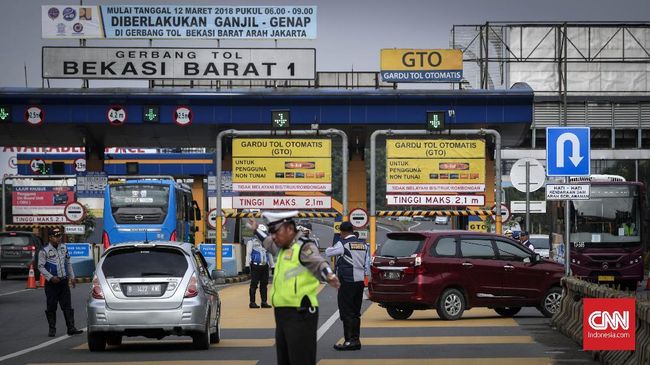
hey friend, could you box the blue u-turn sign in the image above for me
[546,127,591,177]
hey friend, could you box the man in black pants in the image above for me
[245,226,274,308]
[37,227,83,337]
[325,222,370,350]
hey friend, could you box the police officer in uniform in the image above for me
[245,225,274,308]
[249,211,340,365]
[37,227,83,337]
[325,222,369,351]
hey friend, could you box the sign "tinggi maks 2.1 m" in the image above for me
[42,5,317,39]
[232,139,331,191]
[380,49,463,82]
[42,47,316,80]
[386,139,485,193]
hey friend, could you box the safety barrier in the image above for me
[223,212,339,218]
[550,277,649,365]
[376,209,494,217]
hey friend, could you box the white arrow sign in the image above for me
[556,132,583,168]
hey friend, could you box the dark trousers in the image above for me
[338,281,364,321]
[45,280,72,312]
[249,264,269,303]
[274,307,318,365]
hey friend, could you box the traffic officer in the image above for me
[249,211,340,365]
[37,227,83,337]
[245,224,274,309]
[520,231,535,251]
[325,222,369,351]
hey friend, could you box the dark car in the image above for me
[0,231,44,280]
[368,230,564,320]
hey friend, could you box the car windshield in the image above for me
[377,233,426,258]
[529,237,550,249]
[102,247,188,278]
[570,184,640,248]
[0,235,30,246]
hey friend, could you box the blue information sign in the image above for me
[199,244,233,259]
[546,127,591,177]
[65,243,90,257]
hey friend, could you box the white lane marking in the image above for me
[0,289,30,297]
[376,224,393,232]
[316,309,339,342]
[408,222,422,231]
[0,328,86,363]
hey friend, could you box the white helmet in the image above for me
[258,224,268,233]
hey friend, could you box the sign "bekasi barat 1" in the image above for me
[42,47,316,80]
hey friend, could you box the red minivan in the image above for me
[368,231,564,320]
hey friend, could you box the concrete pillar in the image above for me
[85,140,104,172]
[347,153,367,210]
[192,178,206,244]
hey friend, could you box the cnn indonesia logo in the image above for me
[583,298,635,351]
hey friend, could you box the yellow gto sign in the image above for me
[386,139,485,193]
[233,139,331,158]
[380,49,463,82]
[232,138,332,192]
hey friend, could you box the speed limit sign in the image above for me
[73,158,86,172]
[30,158,46,173]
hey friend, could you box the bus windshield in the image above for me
[110,184,169,223]
[570,185,640,248]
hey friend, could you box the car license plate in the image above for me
[598,275,615,282]
[383,271,401,280]
[3,251,20,257]
[125,284,164,297]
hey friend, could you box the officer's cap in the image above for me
[262,211,298,233]
[520,231,530,237]
[340,222,354,232]
[48,227,63,237]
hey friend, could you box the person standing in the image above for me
[519,231,535,251]
[325,222,369,351]
[245,225,274,309]
[249,211,340,365]
[37,227,83,337]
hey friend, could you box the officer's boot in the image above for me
[333,319,355,350]
[349,317,362,350]
[45,311,56,337]
[63,309,83,335]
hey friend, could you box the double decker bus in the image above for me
[568,174,645,289]
[102,179,201,248]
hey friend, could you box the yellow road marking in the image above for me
[34,360,257,365]
[318,358,552,365]
[362,303,518,327]
[220,282,324,329]
[336,336,534,346]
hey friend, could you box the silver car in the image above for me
[87,241,221,351]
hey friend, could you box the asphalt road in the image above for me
[0,270,598,365]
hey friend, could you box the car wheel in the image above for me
[436,288,465,320]
[494,307,521,317]
[192,312,211,350]
[87,332,106,352]
[106,334,122,346]
[539,287,563,318]
[210,311,221,344]
[386,306,414,320]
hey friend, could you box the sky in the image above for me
[0,0,649,88]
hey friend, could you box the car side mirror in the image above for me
[533,253,541,263]
[211,269,226,284]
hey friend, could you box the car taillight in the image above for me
[184,274,198,298]
[102,231,110,249]
[170,230,177,241]
[370,265,379,274]
[22,245,36,252]
[91,275,104,299]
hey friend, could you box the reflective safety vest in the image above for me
[271,243,320,308]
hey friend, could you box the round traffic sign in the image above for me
[64,201,86,223]
[510,158,546,193]
[348,208,369,228]
[174,106,193,126]
[73,158,86,172]
[491,204,511,223]
[25,106,44,125]
[107,105,127,126]
[207,208,226,229]
[30,158,46,173]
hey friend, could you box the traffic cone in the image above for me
[38,273,46,288]
[26,264,37,289]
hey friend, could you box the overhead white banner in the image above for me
[43,47,316,80]
[386,194,485,206]
[233,196,331,209]
[42,5,317,39]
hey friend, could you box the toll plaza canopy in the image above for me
[0,85,533,148]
